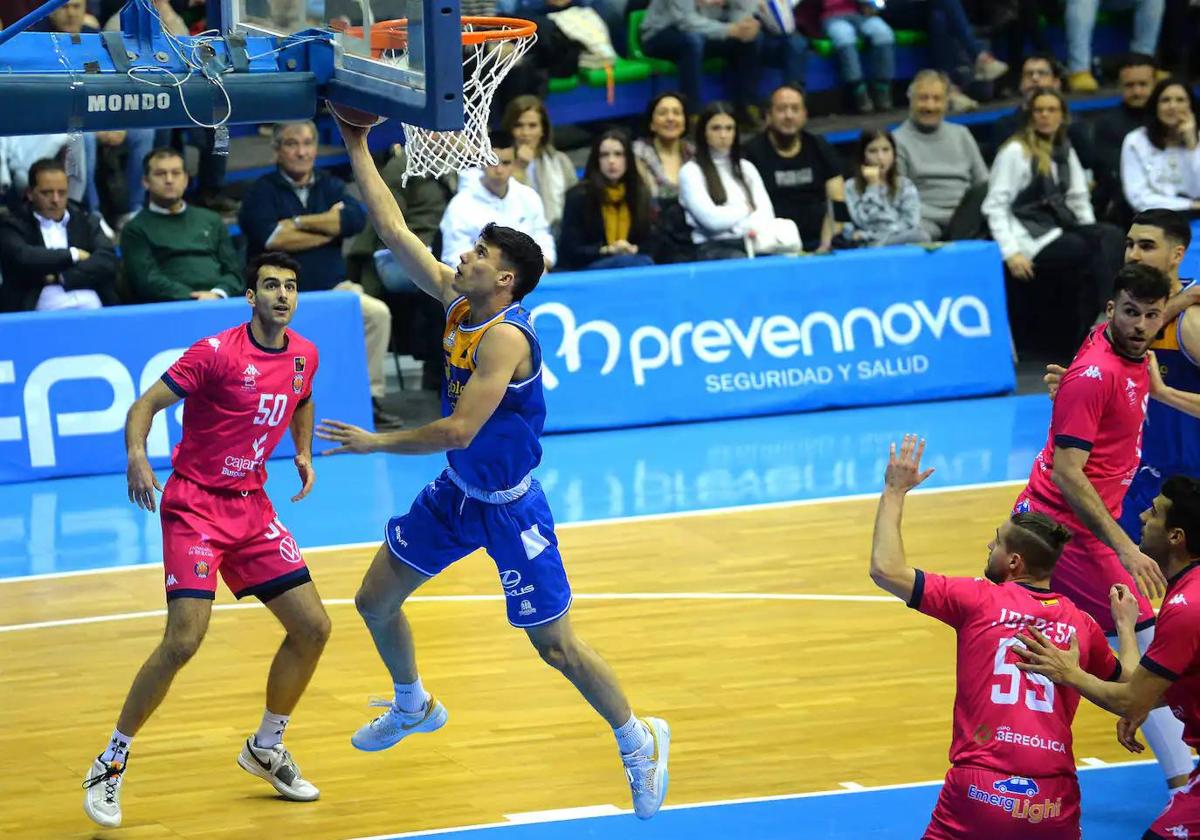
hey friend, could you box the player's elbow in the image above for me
[444,420,476,450]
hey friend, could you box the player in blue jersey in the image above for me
[1043,208,1200,793]
[316,120,670,820]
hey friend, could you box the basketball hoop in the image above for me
[334,16,536,184]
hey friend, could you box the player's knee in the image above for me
[159,631,205,669]
[533,637,581,673]
[296,611,332,652]
[355,585,398,626]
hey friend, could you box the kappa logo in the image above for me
[1166,826,1188,839]
[1169,593,1189,606]
[1081,365,1102,380]
[166,574,178,586]
[207,338,221,350]
[243,364,261,377]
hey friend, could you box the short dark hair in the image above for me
[1118,52,1157,74]
[480,222,543,301]
[143,146,185,175]
[1023,51,1064,82]
[1130,209,1193,249]
[1112,262,1173,304]
[245,251,301,291]
[1007,512,1073,577]
[1162,476,1200,555]
[488,128,514,151]
[768,82,806,107]
[27,158,66,191]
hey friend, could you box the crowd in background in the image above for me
[1,0,1200,416]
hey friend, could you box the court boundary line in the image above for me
[343,759,1161,840]
[0,592,899,633]
[0,478,1026,585]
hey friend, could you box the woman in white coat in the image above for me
[983,88,1124,351]
[1121,78,1200,214]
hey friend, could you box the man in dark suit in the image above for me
[0,158,118,312]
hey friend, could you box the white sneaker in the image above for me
[350,695,448,752]
[622,717,670,820]
[82,754,126,828]
[236,738,320,801]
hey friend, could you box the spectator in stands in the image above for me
[1091,52,1157,222]
[882,0,1007,112]
[983,89,1123,349]
[500,95,578,234]
[843,129,926,247]
[743,83,843,253]
[122,148,243,302]
[633,92,694,202]
[1121,78,1200,214]
[639,0,807,124]
[989,54,1091,160]
[680,102,799,259]
[440,129,557,272]
[1064,0,1163,92]
[0,134,89,210]
[819,0,895,113]
[558,129,655,270]
[894,70,988,240]
[238,121,400,428]
[0,158,117,312]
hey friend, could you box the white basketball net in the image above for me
[380,21,535,185]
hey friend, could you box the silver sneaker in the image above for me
[622,717,671,820]
[82,754,126,828]
[351,695,448,752]
[237,738,320,801]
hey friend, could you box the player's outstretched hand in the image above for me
[291,453,315,502]
[315,418,379,455]
[1116,711,1147,754]
[1108,583,1140,631]
[127,456,163,512]
[1119,547,1168,601]
[1014,625,1080,684]
[1043,363,1067,400]
[884,434,935,495]
[333,113,371,146]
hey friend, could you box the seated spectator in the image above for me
[679,102,799,260]
[819,0,895,113]
[989,54,1092,161]
[843,130,926,247]
[500,95,577,234]
[558,129,655,271]
[633,92,695,202]
[1121,78,1200,214]
[894,70,988,240]
[122,148,243,302]
[1064,0,1163,91]
[0,134,87,210]
[1091,52,1157,222]
[639,0,807,123]
[237,121,400,428]
[882,0,1006,111]
[441,129,557,272]
[743,83,843,253]
[983,89,1123,351]
[0,158,117,312]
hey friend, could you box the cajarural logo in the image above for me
[530,296,993,388]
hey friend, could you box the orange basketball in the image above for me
[327,101,387,128]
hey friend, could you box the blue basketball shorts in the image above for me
[385,470,572,628]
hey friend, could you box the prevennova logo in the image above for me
[530,296,993,388]
[87,92,172,113]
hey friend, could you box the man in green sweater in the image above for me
[122,148,243,302]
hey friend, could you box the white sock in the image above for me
[614,713,650,755]
[393,678,429,714]
[253,710,290,749]
[101,728,133,765]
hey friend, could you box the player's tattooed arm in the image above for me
[1051,446,1167,600]
[869,435,935,602]
[125,379,181,512]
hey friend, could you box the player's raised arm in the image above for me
[335,118,456,307]
[125,379,181,512]
[870,435,935,601]
[317,324,527,456]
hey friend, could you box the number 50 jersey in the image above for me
[162,323,319,493]
[908,571,1121,778]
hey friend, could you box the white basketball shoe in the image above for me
[622,717,671,820]
[350,695,448,752]
[237,738,320,801]
[83,754,127,828]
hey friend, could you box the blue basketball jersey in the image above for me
[1143,279,1200,474]
[441,296,545,493]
